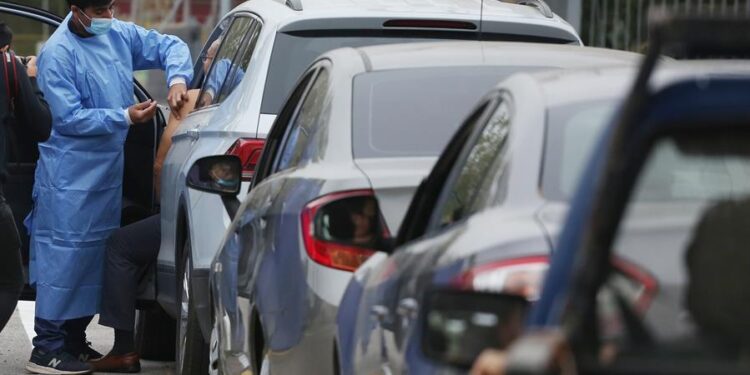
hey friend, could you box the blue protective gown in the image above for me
[27,13,193,320]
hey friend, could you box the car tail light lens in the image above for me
[454,256,549,301]
[301,190,391,272]
[226,138,265,181]
[454,255,657,308]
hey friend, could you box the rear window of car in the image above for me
[541,100,618,201]
[352,66,539,159]
[261,31,570,115]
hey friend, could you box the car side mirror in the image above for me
[421,289,529,369]
[186,155,242,196]
[504,329,575,375]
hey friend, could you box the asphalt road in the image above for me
[0,302,174,375]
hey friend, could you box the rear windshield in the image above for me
[541,100,619,201]
[352,66,541,159]
[261,31,571,114]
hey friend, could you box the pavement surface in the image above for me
[0,302,174,375]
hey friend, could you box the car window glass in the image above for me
[431,97,513,230]
[215,19,261,103]
[274,68,331,173]
[593,128,750,370]
[541,100,619,201]
[195,16,253,110]
[352,67,538,159]
[191,16,232,89]
[262,32,567,115]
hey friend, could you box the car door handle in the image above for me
[396,298,418,319]
[371,305,389,325]
[187,127,200,140]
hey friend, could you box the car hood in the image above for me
[354,157,437,233]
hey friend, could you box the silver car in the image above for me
[202,41,643,375]
[153,0,581,369]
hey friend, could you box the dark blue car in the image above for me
[499,15,750,375]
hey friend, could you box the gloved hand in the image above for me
[128,99,158,124]
[168,83,189,120]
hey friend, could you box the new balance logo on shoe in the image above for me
[78,354,89,362]
[48,358,62,368]
[27,348,92,374]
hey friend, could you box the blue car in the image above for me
[499,16,750,375]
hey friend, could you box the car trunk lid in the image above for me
[353,157,437,233]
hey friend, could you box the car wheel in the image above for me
[134,305,176,361]
[176,237,210,374]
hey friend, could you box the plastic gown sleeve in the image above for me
[126,23,193,87]
[41,45,128,136]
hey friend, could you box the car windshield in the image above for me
[261,31,566,115]
[352,66,542,159]
[542,100,619,201]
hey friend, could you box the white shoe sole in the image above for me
[25,362,91,375]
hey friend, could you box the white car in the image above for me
[152,0,580,372]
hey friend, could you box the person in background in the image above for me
[0,25,52,336]
[1,22,12,52]
[25,0,193,373]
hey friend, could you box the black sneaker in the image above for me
[67,341,103,362]
[26,348,93,374]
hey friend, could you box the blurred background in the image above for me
[4,0,244,101]
[3,0,749,100]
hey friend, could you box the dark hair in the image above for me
[66,0,113,9]
[0,22,12,48]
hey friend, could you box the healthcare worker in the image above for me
[26,0,193,374]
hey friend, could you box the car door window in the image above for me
[195,15,253,110]
[430,95,513,230]
[191,15,232,89]
[591,128,750,372]
[214,19,261,104]
[274,67,331,173]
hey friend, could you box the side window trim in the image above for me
[215,18,263,103]
[271,64,327,174]
[193,13,260,113]
[251,68,319,186]
[425,94,506,232]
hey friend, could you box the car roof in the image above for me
[334,41,641,73]
[513,59,750,109]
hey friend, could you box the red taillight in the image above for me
[383,19,477,30]
[454,256,550,301]
[226,138,265,181]
[453,255,658,308]
[301,190,390,272]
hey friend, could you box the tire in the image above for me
[176,237,210,374]
[134,305,176,361]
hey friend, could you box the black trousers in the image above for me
[0,193,23,334]
[99,214,160,331]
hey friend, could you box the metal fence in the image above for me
[582,0,750,51]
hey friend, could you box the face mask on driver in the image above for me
[77,8,113,36]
